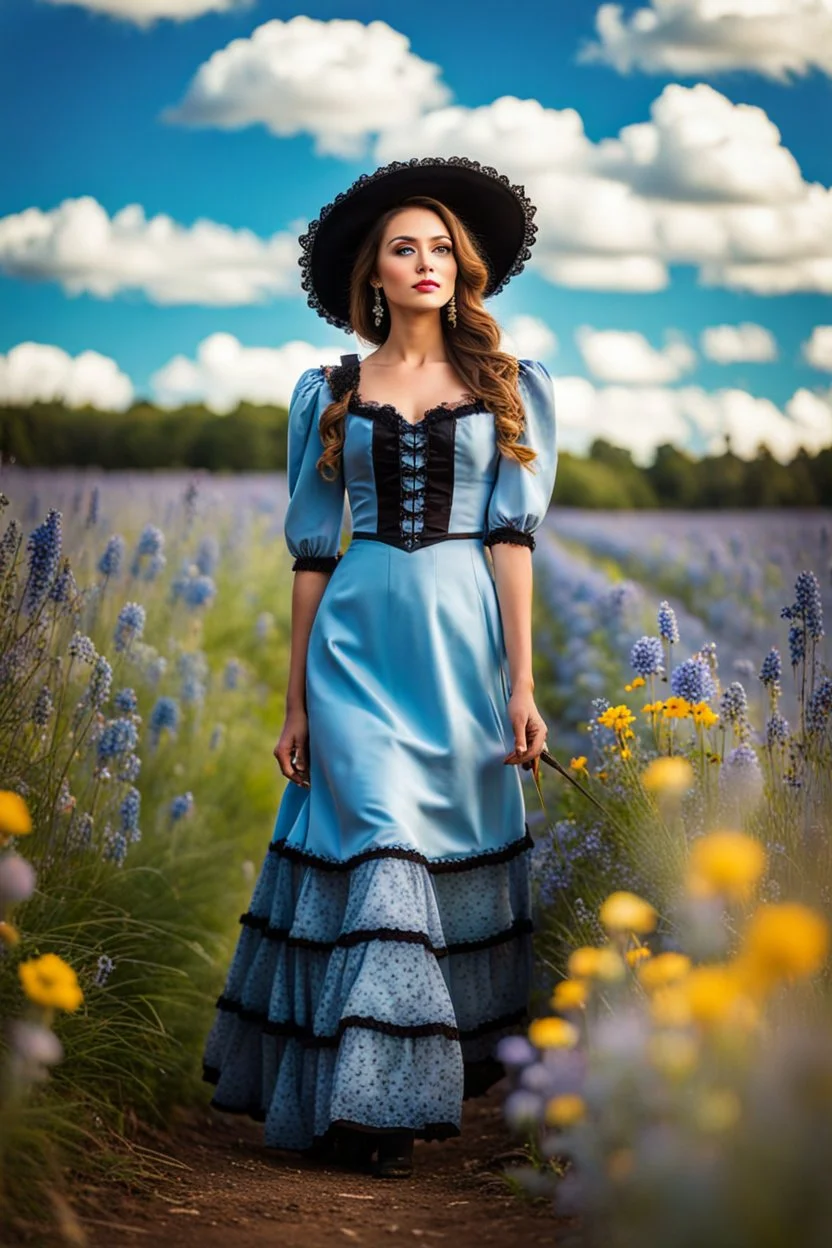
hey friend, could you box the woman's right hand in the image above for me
[274,706,311,788]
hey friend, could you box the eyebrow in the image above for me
[386,234,452,245]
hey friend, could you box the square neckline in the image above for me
[325,358,484,430]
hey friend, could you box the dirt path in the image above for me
[10,1084,571,1247]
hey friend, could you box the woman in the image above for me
[202,156,558,1179]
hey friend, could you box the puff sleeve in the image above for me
[283,367,347,573]
[483,358,557,552]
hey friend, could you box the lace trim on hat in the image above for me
[298,156,539,331]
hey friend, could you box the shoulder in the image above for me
[517,358,552,384]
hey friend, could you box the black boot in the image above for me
[375,1129,414,1179]
[333,1124,377,1173]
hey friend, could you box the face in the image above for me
[373,206,458,317]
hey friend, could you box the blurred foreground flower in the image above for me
[0,791,33,845]
[687,830,767,903]
[19,953,84,1012]
[599,891,657,935]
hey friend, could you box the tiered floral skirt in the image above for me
[202,538,535,1150]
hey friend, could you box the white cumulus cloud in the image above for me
[0,196,298,306]
[576,327,696,383]
[803,326,832,371]
[0,342,133,409]
[554,375,832,465]
[150,335,350,413]
[374,83,832,295]
[580,0,832,82]
[500,316,559,361]
[701,323,778,363]
[162,16,451,158]
[43,0,251,25]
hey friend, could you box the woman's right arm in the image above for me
[274,366,346,787]
[274,570,332,787]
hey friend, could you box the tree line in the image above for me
[2,399,830,508]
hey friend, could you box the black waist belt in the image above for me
[351,531,484,551]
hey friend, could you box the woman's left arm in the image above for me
[491,545,548,767]
[482,359,558,768]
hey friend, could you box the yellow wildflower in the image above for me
[662,697,692,719]
[597,704,636,733]
[569,756,588,774]
[641,756,694,796]
[0,791,33,843]
[742,903,829,985]
[528,1017,579,1049]
[568,945,624,981]
[620,748,632,760]
[19,953,83,1012]
[691,701,719,728]
[625,945,651,968]
[648,1031,699,1078]
[642,700,665,714]
[687,830,767,903]
[0,920,20,946]
[684,964,747,1028]
[544,1094,586,1128]
[599,891,657,936]
[551,978,588,1011]
[630,677,645,689]
[638,951,691,990]
[650,985,692,1028]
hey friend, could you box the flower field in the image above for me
[0,466,830,1244]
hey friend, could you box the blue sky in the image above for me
[1,0,831,465]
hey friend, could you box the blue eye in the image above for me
[394,245,451,255]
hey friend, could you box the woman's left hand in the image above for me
[503,686,548,770]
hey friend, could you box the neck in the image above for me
[374,313,448,364]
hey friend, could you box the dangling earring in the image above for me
[372,284,384,328]
[446,292,457,329]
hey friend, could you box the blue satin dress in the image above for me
[202,353,558,1150]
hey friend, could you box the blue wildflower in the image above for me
[806,676,832,736]
[256,612,274,639]
[788,624,805,668]
[0,519,22,578]
[24,509,62,615]
[117,752,142,783]
[671,657,716,704]
[137,524,164,557]
[93,954,115,987]
[119,787,141,842]
[759,647,782,689]
[85,486,99,528]
[657,600,680,644]
[113,602,146,653]
[141,552,167,581]
[178,651,208,706]
[630,636,664,678]
[765,713,790,747]
[170,791,194,822]
[48,557,77,606]
[224,658,242,690]
[719,681,749,732]
[32,686,53,727]
[794,570,824,640]
[97,717,138,763]
[149,695,180,745]
[88,656,113,709]
[196,536,219,576]
[68,632,97,664]
[68,811,94,852]
[103,828,128,867]
[183,574,216,609]
[114,686,138,714]
[184,480,199,525]
[719,743,764,809]
[98,535,125,579]
[209,724,225,751]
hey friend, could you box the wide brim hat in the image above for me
[297,156,538,332]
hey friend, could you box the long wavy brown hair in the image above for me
[315,195,538,482]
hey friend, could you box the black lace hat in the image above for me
[297,156,538,332]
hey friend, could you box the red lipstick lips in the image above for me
[413,280,439,290]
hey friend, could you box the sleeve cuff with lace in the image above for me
[291,553,342,573]
[483,527,536,551]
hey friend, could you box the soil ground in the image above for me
[7,1083,573,1247]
